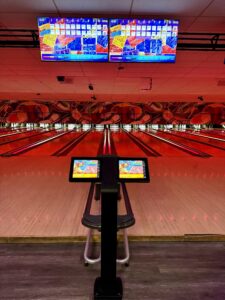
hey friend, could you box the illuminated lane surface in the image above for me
[169,130,225,155]
[174,130,225,145]
[132,131,190,157]
[155,130,225,157]
[0,129,46,144]
[111,131,146,157]
[20,130,84,156]
[199,129,225,139]
[0,128,20,134]
[0,130,60,154]
[0,129,36,139]
[68,130,103,156]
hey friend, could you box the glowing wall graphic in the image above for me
[0,101,224,125]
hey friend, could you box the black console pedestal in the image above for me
[94,277,123,300]
[69,155,150,300]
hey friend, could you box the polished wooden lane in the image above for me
[0,156,224,238]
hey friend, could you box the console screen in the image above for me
[119,159,147,179]
[72,159,100,179]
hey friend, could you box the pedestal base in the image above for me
[93,277,123,300]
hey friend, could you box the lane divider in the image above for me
[123,129,161,157]
[107,128,111,154]
[52,130,91,156]
[97,131,106,156]
[160,130,225,151]
[1,130,74,157]
[143,130,211,158]
[103,129,107,155]
[0,129,35,138]
[0,129,55,146]
[172,129,225,143]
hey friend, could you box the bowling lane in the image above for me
[0,129,60,154]
[132,131,190,157]
[155,130,225,157]
[112,131,146,157]
[175,130,225,146]
[20,130,83,156]
[0,129,45,143]
[199,129,225,139]
[68,130,103,156]
[0,129,35,139]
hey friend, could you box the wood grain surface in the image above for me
[0,242,224,299]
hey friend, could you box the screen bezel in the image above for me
[69,157,101,182]
[108,18,179,64]
[118,157,150,183]
[37,16,109,63]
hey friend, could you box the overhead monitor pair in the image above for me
[37,17,179,63]
[69,157,150,183]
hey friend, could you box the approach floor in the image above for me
[0,242,224,300]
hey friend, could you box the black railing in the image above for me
[0,29,225,51]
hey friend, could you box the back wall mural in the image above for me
[0,101,224,125]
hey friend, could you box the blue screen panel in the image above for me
[109,19,179,63]
[38,17,109,62]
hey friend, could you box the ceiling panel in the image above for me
[131,0,212,17]
[187,16,225,32]
[0,1,224,102]
[0,0,56,13]
[176,16,196,31]
[80,63,118,77]
[0,49,41,65]
[54,0,132,14]
[202,0,225,16]
[186,67,225,77]
[0,13,59,29]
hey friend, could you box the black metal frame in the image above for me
[0,29,39,48]
[0,29,225,51]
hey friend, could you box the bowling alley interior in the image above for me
[0,1,225,299]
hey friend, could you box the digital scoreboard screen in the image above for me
[109,18,179,63]
[119,159,148,180]
[38,17,109,62]
[71,159,100,179]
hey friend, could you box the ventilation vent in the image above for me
[57,76,74,84]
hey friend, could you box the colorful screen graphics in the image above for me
[72,160,100,179]
[38,17,109,62]
[109,19,179,63]
[119,160,146,179]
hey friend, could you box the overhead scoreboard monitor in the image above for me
[109,18,179,63]
[38,17,109,62]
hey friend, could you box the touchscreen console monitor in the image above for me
[118,158,150,182]
[69,157,149,182]
[69,158,101,182]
